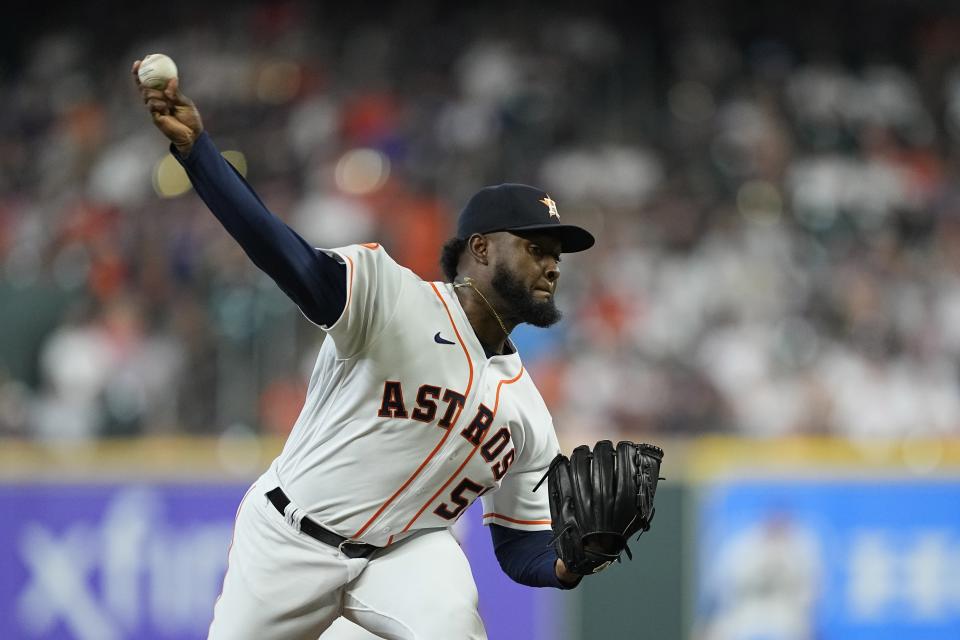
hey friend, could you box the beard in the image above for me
[491,263,562,328]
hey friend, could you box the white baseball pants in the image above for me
[207,481,487,640]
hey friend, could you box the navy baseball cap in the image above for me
[457,184,595,253]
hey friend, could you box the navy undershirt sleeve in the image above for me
[172,133,346,326]
[489,524,579,589]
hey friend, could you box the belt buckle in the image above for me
[337,538,366,557]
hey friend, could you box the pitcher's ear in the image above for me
[466,234,489,265]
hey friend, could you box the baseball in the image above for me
[138,53,178,89]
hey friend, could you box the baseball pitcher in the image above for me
[133,59,663,640]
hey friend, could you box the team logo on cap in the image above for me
[540,196,560,219]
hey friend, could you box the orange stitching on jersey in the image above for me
[400,365,525,534]
[482,512,552,525]
[352,283,475,539]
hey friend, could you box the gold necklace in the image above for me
[453,277,510,339]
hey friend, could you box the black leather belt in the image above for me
[266,487,379,559]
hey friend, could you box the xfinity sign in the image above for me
[0,484,243,640]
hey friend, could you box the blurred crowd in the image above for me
[4,1,960,443]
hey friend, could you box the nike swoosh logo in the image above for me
[434,331,455,345]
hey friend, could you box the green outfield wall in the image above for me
[572,482,688,640]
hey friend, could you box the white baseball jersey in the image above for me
[260,242,559,547]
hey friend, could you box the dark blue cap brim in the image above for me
[505,223,595,253]
[456,183,596,253]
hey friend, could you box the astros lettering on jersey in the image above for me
[261,242,559,548]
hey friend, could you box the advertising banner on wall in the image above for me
[696,479,960,640]
[0,483,554,640]
[0,483,244,640]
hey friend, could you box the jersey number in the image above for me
[433,478,486,520]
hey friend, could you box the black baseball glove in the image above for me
[535,440,664,576]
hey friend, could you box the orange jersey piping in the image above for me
[482,512,552,526]
[345,255,355,313]
[352,283,475,539]
[400,365,525,533]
